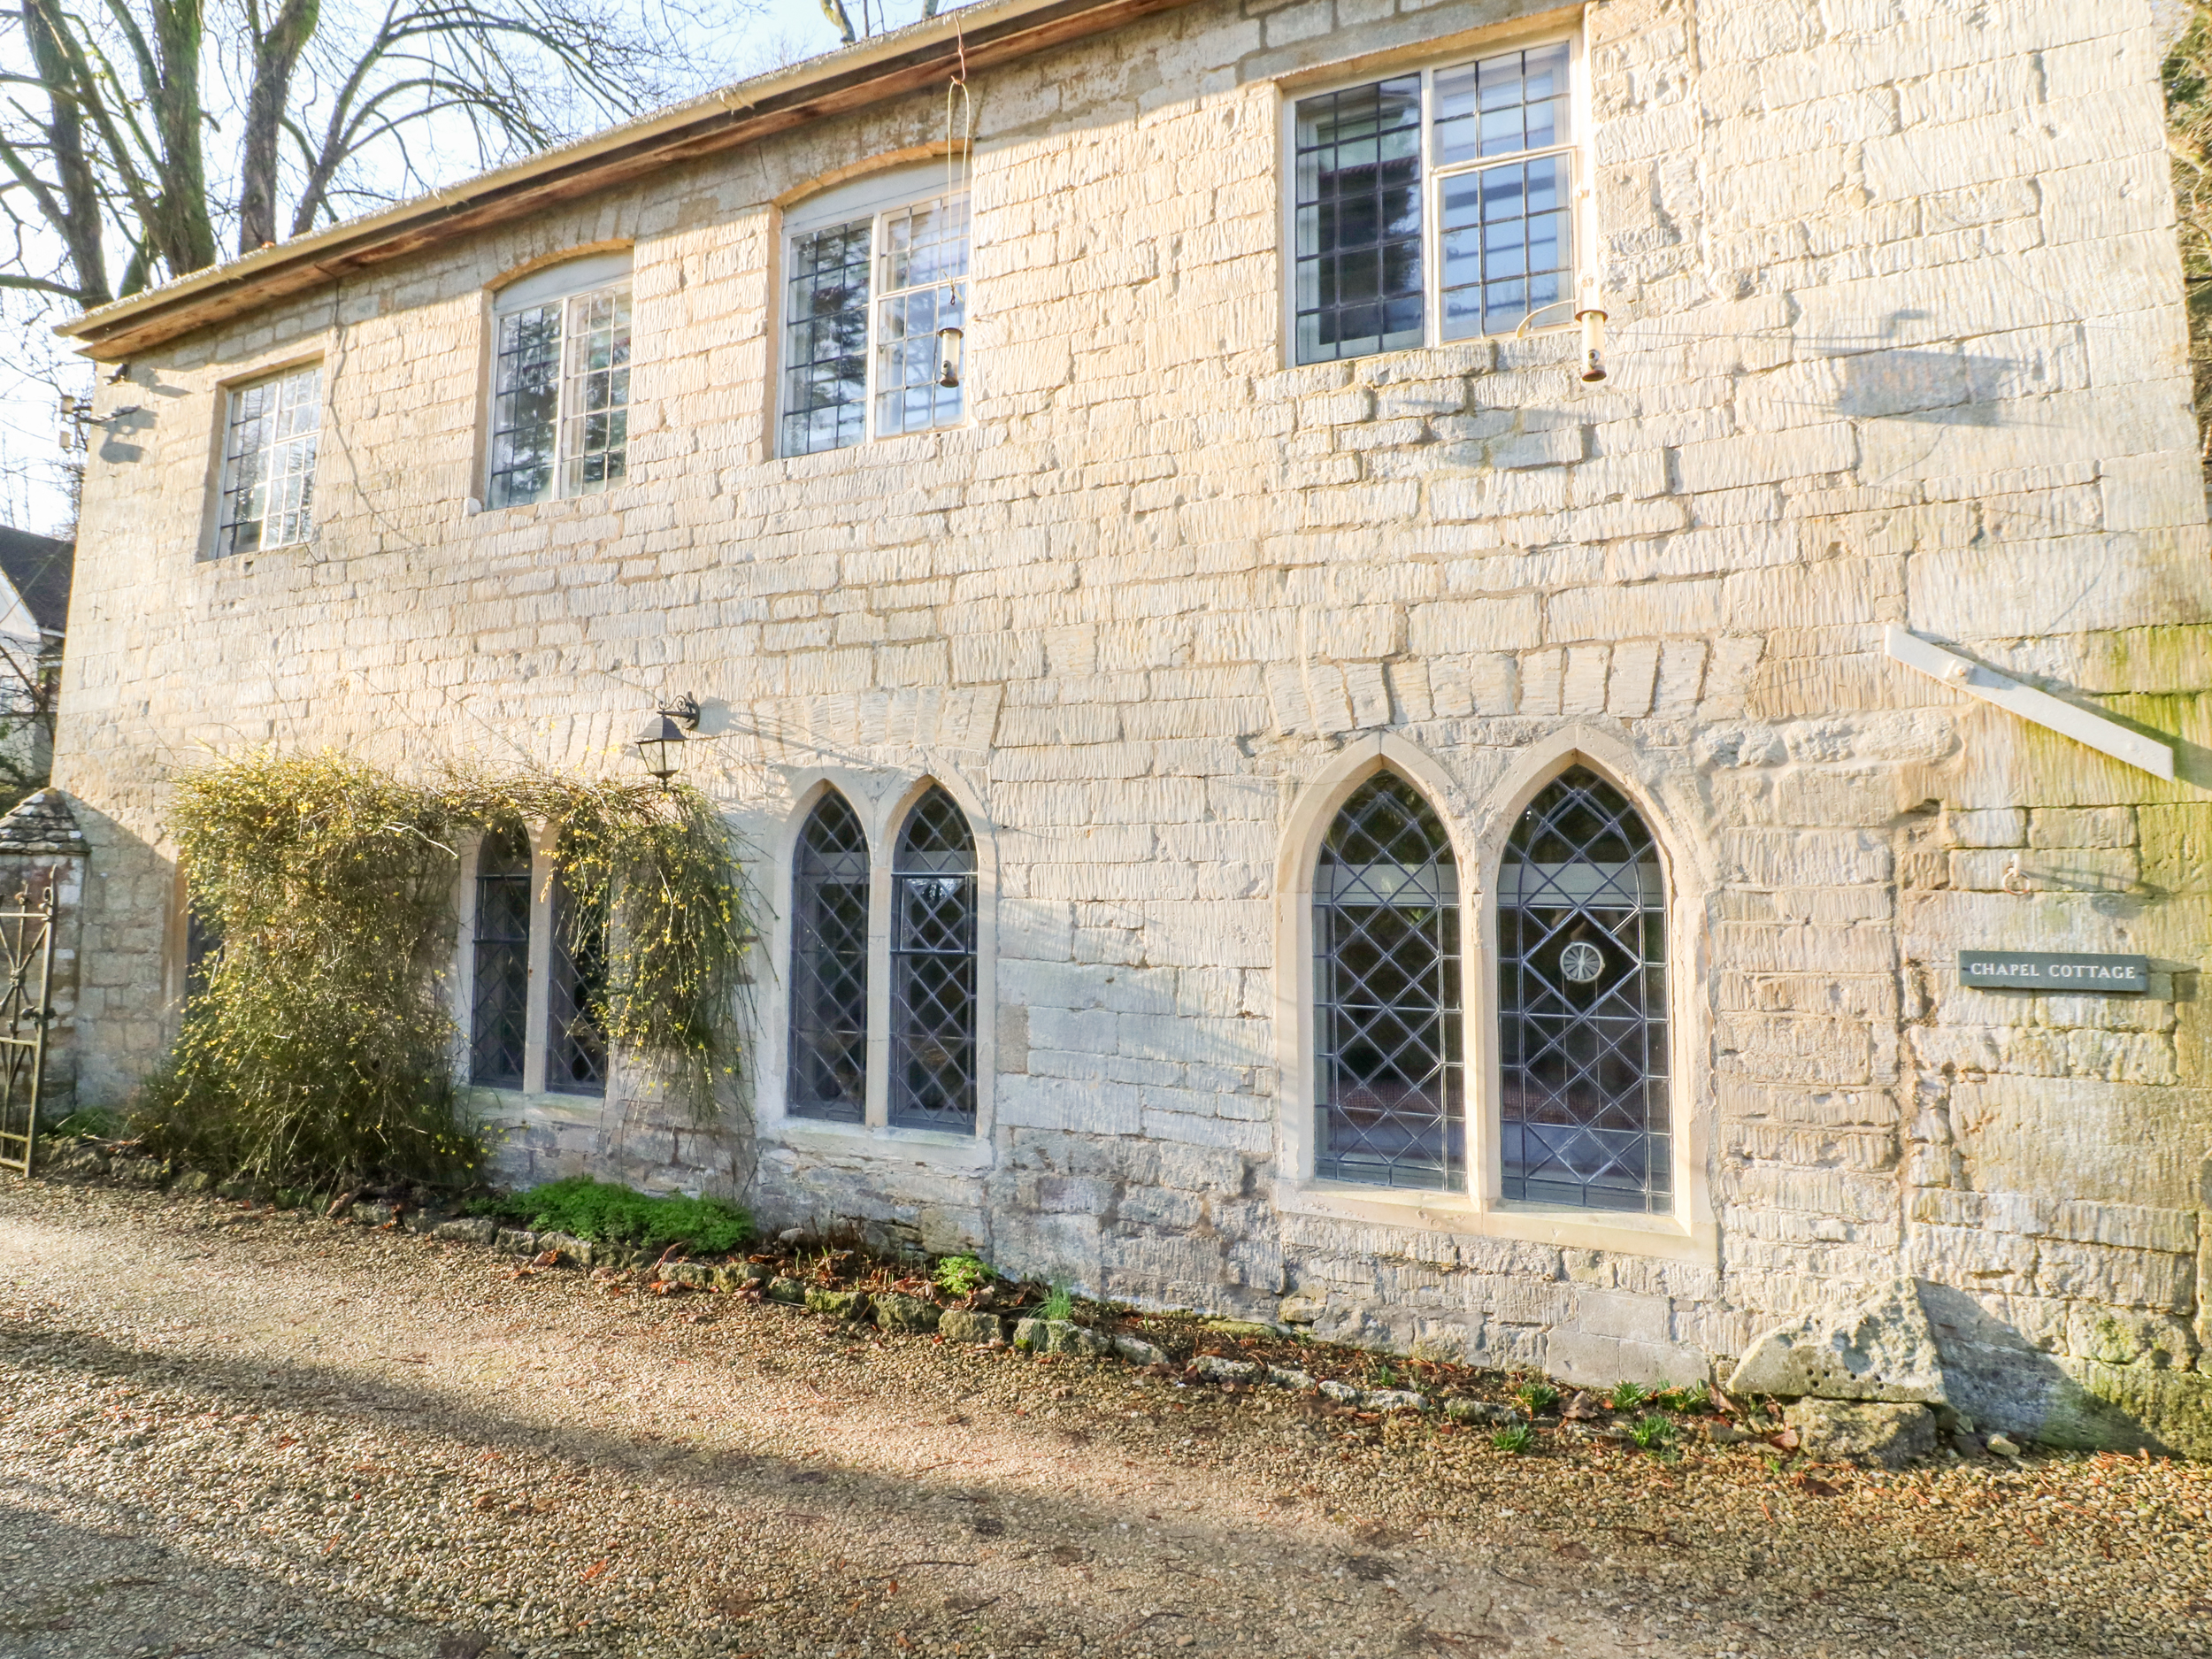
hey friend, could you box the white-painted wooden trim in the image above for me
[1884,626,2175,780]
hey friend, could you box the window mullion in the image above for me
[864,208,884,445]
[1422,65,1439,350]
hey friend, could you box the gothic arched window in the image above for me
[890,787,977,1132]
[788,791,871,1122]
[470,821,531,1089]
[1314,774,1463,1189]
[1498,765,1670,1213]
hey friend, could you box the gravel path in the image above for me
[0,1179,2207,1659]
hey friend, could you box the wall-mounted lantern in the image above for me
[634,694,701,787]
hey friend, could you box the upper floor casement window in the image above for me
[488,250,633,509]
[1290,37,1578,365]
[214,363,321,557]
[781,164,970,458]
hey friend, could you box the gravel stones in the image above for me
[1784,1399,1939,1468]
[1729,1276,1947,1404]
[1190,1355,1260,1384]
[937,1308,1002,1344]
[872,1291,941,1333]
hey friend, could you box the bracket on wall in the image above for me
[1884,625,2175,781]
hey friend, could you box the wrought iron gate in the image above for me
[0,884,58,1176]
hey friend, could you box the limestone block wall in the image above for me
[48,0,2212,1444]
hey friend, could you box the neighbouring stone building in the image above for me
[44,0,2212,1448]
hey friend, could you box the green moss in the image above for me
[473,1176,749,1255]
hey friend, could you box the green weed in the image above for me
[1040,1282,1075,1322]
[479,1176,749,1254]
[43,1107,121,1141]
[1491,1424,1537,1454]
[1516,1381,1560,1417]
[1629,1414,1676,1451]
[1657,1381,1712,1415]
[1607,1381,1650,1412]
[933,1255,995,1297]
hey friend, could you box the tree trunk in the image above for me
[19,0,111,306]
[239,0,320,253]
[145,0,218,276]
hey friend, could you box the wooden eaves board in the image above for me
[58,0,1192,363]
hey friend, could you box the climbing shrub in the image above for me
[133,749,751,1188]
[2166,4,2212,480]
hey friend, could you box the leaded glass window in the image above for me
[1314,775,1463,1190]
[215,364,319,557]
[890,787,976,1132]
[1498,766,1670,1213]
[547,870,608,1096]
[781,176,970,457]
[789,792,871,1123]
[1291,39,1578,365]
[471,822,531,1089]
[488,267,632,508]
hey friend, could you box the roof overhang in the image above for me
[58,0,1192,362]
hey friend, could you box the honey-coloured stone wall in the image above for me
[49,0,2212,1447]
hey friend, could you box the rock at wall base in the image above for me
[938,1310,1002,1345]
[874,1292,941,1333]
[1783,1399,1939,1468]
[1728,1277,1946,1404]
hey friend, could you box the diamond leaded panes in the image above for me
[789,792,870,1123]
[890,787,976,1132]
[1315,774,1463,1190]
[547,868,609,1096]
[1499,766,1670,1213]
[470,822,531,1089]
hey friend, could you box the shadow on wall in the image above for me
[1920,1281,2211,1457]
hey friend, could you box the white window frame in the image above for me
[211,361,322,558]
[778,162,972,459]
[1278,27,1594,366]
[484,250,634,510]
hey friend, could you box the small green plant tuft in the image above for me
[44,1107,122,1141]
[1040,1282,1075,1322]
[1491,1424,1537,1454]
[933,1254,995,1297]
[1364,1356,1400,1388]
[1629,1414,1676,1451]
[481,1176,749,1254]
[1608,1381,1650,1412]
[1657,1380,1712,1415]
[1516,1381,1561,1417]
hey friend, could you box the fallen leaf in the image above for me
[580,1560,610,1583]
[1796,1475,1839,1498]
[534,1250,559,1267]
[1770,1428,1801,1451]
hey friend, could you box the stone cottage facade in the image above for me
[47,0,2212,1448]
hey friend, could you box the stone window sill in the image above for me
[1279,1178,1714,1264]
[775,1117,993,1170]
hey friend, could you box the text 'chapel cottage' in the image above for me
[49,0,2212,1449]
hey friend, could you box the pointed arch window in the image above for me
[890,787,977,1132]
[470,821,532,1089]
[1314,774,1463,1190]
[789,792,871,1123]
[547,868,608,1096]
[1499,765,1669,1213]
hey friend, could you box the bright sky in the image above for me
[0,0,942,538]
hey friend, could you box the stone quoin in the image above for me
[42,0,2212,1450]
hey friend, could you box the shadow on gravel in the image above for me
[0,1304,2142,1659]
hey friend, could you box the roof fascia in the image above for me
[59,0,1193,362]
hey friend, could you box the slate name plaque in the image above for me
[1959,950,2150,994]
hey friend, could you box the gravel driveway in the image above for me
[0,1178,2206,1659]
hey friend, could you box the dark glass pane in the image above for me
[488,304,561,508]
[1499,767,1670,1214]
[1439,155,1574,340]
[471,821,532,1089]
[785,218,873,457]
[890,787,976,1133]
[789,793,871,1123]
[548,867,608,1097]
[1314,775,1462,1190]
[1292,77,1425,365]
